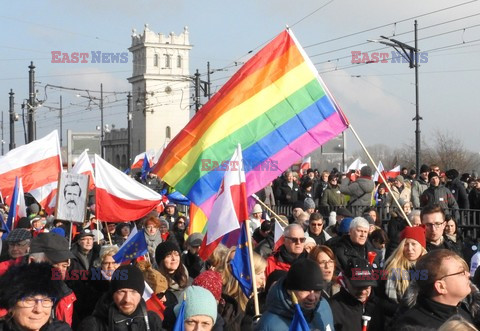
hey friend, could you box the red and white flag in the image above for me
[299,156,311,178]
[205,144,248,245]
[0,130,62,210]
[373,161,385,182]
[72,150,95,190]
[131,150,155,170]
[273,219,285,251]
[143,282,165,319]
[384,165,401,181]
[94,154,162,222]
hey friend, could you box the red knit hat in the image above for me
[192,270,222,301]
[400,226,426,248]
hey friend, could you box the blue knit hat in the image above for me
[338,217,353,235]
[174,286,217,324]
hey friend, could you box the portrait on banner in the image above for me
[56,172,89,223]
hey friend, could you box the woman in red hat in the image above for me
[381,226,427,321]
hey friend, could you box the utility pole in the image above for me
[59,95,63,147]
[100,83,104,158]
[194,69,201,112]
[371,20,421,174]
[9,89,15,150]
[414,20,421,176]
[28,61,36,143]
[127,92,132,167]
[206,62,211,100]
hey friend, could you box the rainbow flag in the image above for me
[153,29,349,217]
[188,202,208,235]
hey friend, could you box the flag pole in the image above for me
[251,194,288,227]
[244,218,260,317]
[96,219,100,245]
[104,221,113,245]
[68,221,73,249]
[349,125,411,226]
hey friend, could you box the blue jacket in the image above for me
[255,278,335,331]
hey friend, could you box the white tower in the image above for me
[128,24,192,157]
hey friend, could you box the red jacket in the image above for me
[55,291,77,326]
[265,254,291,278]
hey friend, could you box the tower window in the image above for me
[154,54,159,67]
[165,54,171,68]
[177,55,182,68]
[166,126,171,139]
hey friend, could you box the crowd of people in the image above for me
[0,163,480,330]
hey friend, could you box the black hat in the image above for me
[285,259,324,291]
[428,171,439,182]
[155,241,181,265]
[75,229,94,241]
[445,169,459,180]
[30,232,75,264]
[292,200,305,210]
[336,207,353,218]
[420,164,430,173]
[0,262,63,309]
[344,258,378,287]
[110,265,145,295]
[5,228,32,243]
[17,217,31,229]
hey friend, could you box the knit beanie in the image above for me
[285,259,324,291]
[110,265,145,295]
[400,226,426,248]
[174,286,217,324]
[155,241,181,265]
[428,171,439,181]
[192,270,223,301]
[304,198,316,210]
[420,164,430,173]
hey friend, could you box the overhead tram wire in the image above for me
[303,0,479,49]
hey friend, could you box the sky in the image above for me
[1,0,479,158]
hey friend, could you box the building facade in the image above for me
[127,24,193,158]
[103,128,128,170]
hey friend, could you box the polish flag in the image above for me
[299,156,311,178]
[373,161,385,182]
[14,178,27,227]
[0,130,61,210]
[384,165,401,181]
[131,150,155,170]
[143,282,165,320]
[72,150,95,190]
[347,158,367,171]
[199,144,248,259]
[273,219,285,251]
[94,154,162,222]
[206,144,248,244]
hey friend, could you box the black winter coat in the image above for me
[328,287,385,331]
[77,293,162,331]
[447,178,470,209]
[390,296,473,330]
[333,235,381,272]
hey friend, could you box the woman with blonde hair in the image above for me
[222,247,267,311]
[382,226,427,320]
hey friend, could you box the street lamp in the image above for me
[369,20,421,174]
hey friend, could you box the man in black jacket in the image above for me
[78,265,162,331]
[329,258,384,331]
[333,217,381,272]
[421,204,462,256]
[391,249,473,330]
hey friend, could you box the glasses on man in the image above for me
[310,223,323,227]
[440,269,468,280]
[424,221,445,229]
[19,297,56,308]
[285,236,306,244]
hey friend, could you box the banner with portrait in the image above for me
[55,172,89,223]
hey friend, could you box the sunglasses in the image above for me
[285,236,306,244]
